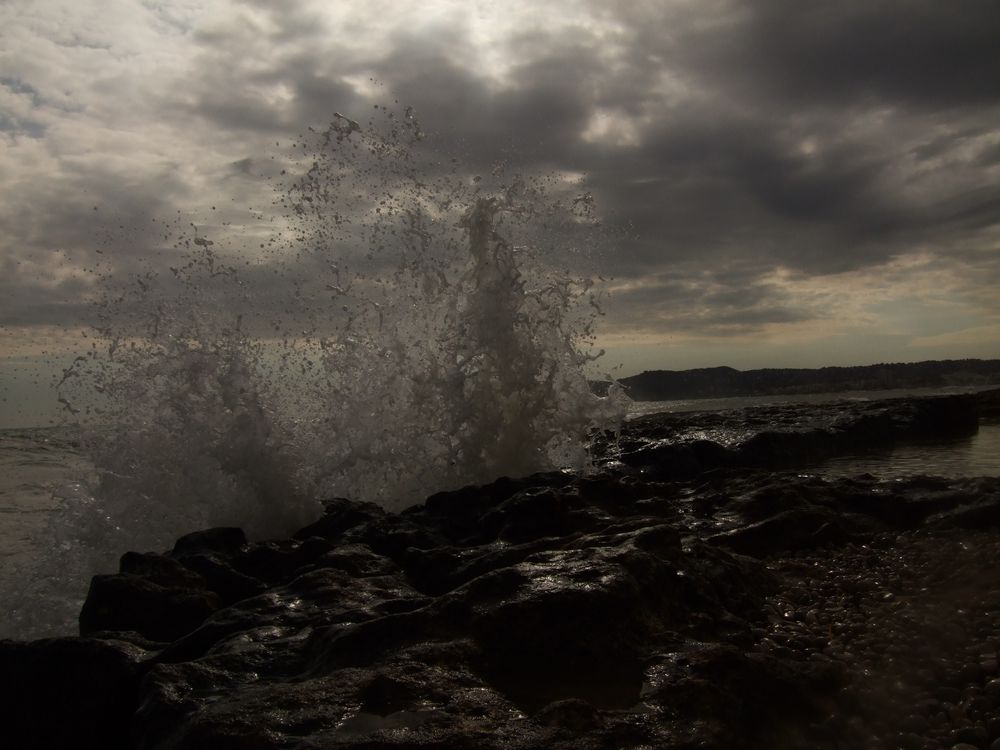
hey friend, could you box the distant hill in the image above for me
[599,359,1000,401]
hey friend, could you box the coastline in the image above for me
[3,389,1000,749]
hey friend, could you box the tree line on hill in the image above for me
[593,359,1000,401]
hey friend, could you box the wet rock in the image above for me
[10,390,1000,749]
[0,637,144,750]
[419,471,574,542]
[953,726,990,747]
[477,485,602,543]
[172,552,267,604]
[902,714,930,733]
[708,507,851,557]
[620,392,981,475]
[79,572,221,641]
[737,428,834,468]
[172,527,247,557]
[534,698,604,730]
[619,439,736,479]
[978,388,1000,418]
[291,497,385,541]
[929,496,1000,530]
[465,546,670,710]
[939,686,965,703]
[309,543,399,578]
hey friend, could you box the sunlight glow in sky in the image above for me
[2,0,999,425]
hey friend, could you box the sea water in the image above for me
[0,427,96,637]
[625,385,1000,419]
[818,419,1000,478]
[0,107,628,639]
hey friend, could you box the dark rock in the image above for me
[616,391,982,475]
[348,514,446,559]
[292,497,385,541]
[119,551,204,585]
[838,486,958,528]
[228,536,335,585]
[172,527,247,557]
[952,726,989,747]
[990,715,1000,737]
[478,485,606,543]
[708,507,852,557]
[898,731,927,749]
[909,394,980,436]
[308,543,399,578]
[929,496,1000,529]
[174,552,267,604]
[932,680,960,701]
[902,714,929,733]
[466,548,666,710]
[985,678,1000,697]
[418,471,575,543]
[0,637,144,750]
[953,725,989,746]
[737,429,834,468]
[643,646,844,748]
[534,698,604,730]
[953,725,990,747]
[17,390,1000,749]
[979,387,1000,418]
[619,439,736,479]
[79,573,221,641]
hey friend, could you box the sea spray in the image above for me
[259,105,627,505]
[1,248,317,639]
[3,105,628,638]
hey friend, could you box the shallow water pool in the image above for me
[818,422,1000,479]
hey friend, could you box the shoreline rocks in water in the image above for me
[615,389,985,477]
[3,390,1000,749]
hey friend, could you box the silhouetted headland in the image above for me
[593,358,1000,400]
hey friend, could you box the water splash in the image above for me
[5,106,627,637]
[246,104,628,508]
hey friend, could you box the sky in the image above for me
[2,0,1000,425]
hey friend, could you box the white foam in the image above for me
[5,106,627,638]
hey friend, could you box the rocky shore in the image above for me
[3,390,1000,750]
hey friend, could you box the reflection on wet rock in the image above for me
[3,390,1000,748]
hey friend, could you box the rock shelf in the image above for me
[3,390,999,750]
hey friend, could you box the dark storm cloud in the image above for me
[699,1,1000,108]
[3,0,999,353]
[569,0,1000,336]
[922,184,1000,234]
[585,112,910,271]
[187,51,366,135]
[606,275,814,337]
[4,168,186,263]
[366,33,601,170]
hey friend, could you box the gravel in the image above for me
[755,529,1000,749]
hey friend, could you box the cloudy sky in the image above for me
[2,0,1000,423]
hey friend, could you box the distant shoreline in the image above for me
[594,357,1000,401]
